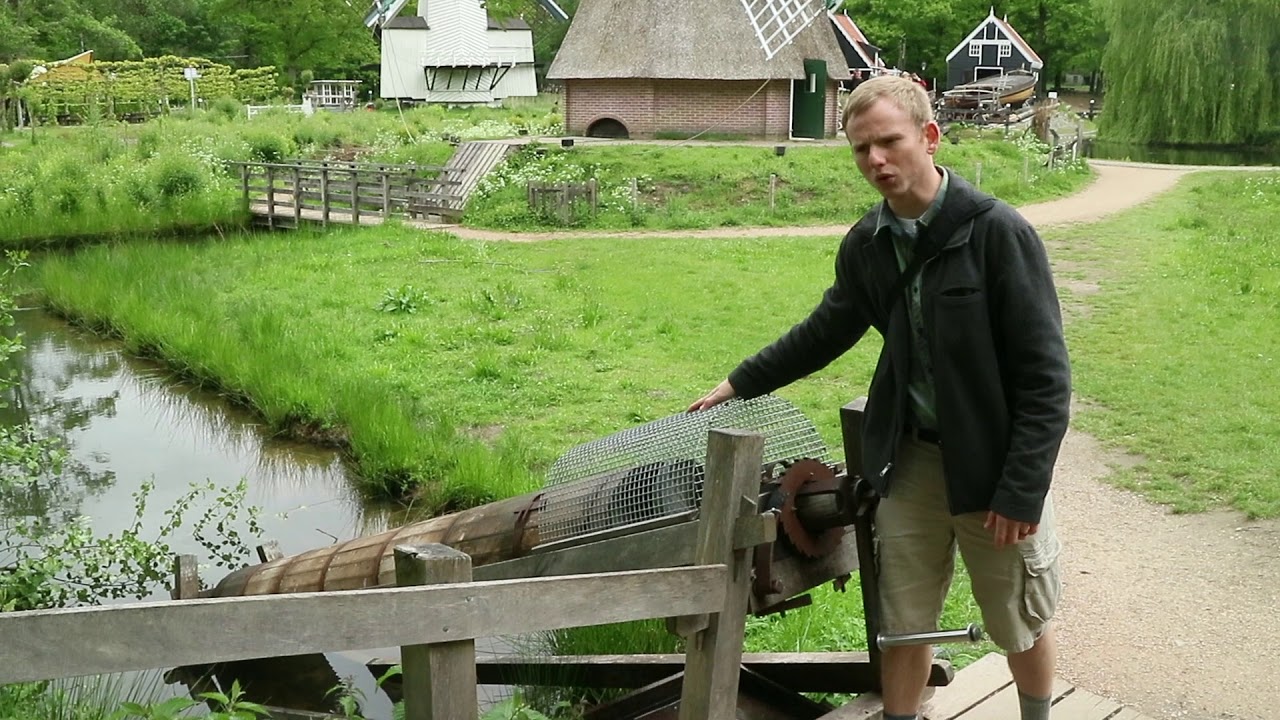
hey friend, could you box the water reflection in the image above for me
[2,310,391,553]
[2,309,403,716]
[1085,139,1280,167]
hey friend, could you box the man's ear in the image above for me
[924,121,941,155]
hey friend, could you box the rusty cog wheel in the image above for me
[775,458,845,558]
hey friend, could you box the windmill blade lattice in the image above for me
[738,0,824,59]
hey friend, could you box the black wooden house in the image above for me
[944,9,1042,89]
[828,10,885,80]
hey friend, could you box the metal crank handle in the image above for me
[876,624,984,650]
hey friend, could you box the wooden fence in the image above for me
[0,429,767,720]
[232,160,465,230]
[527,179,599,224]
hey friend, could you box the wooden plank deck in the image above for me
[821,653,1156,720]
[442,139,524,209]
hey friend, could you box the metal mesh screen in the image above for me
[536,395,829,547]
[738,0,823,60]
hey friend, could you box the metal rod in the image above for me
[876,624,983,650]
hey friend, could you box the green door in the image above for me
[791,58,827,139]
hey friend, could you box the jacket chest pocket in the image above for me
[937,285,984,304]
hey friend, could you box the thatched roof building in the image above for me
[548,0,847,139]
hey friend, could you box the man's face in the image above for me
[845,97,941,211]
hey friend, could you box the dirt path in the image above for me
[446,160,1280,718]
[1034,162,1280,720]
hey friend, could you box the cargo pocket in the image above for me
[1018,533,1062,624]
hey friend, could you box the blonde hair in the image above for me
[841,75,934,130]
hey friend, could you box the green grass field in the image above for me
[1055,171,1280,517]
[37,170,1280,521]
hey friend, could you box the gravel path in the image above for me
[445,160,1280,719]
[1035,162,1280,720]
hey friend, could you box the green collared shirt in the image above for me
[875,167,949,431]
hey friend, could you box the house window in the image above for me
[998,41,1012,58]
[969,41,981,57]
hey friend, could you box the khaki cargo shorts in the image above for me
[874,435,1062,654]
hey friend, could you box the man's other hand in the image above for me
[687,379,737,412]
[984,511,1039,549]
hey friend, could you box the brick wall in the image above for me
[564,78,841,139]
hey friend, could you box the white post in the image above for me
[183,67,200,114]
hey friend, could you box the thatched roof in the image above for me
[548,0,847,81]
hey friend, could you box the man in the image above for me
[688,76,1071,720]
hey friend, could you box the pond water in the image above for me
[1084,139,1280,167]
[2,309,515,716]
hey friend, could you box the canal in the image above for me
[2,308,516,717]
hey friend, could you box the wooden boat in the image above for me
[941,69,1037,110]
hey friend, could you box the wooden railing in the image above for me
[0,429,767,720]
[231,160,466,229]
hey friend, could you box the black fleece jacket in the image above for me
[728,171,1071,523]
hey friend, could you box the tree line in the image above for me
[1,0,1273,146]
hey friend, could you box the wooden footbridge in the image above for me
[235,140,524,230]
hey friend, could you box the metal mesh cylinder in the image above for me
[536,395,829,548]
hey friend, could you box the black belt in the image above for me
[905,425,942,445]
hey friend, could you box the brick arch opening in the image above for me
[586,117,630,139]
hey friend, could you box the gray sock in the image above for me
[1019,691,1052,720]
[884,714,918,720]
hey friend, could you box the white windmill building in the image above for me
[368,0,540,104]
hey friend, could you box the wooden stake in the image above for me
[677,429,764,720]
[395,545,477,720]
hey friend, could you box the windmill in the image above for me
[737,0,826,59]
[366,0,569,34]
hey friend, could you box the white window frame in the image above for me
[998,41,1012,58]
[969,41,981,57]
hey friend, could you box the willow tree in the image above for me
[1101,0,1280,146]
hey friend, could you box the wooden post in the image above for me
[265,165,275,229]
[171,554,199,600]
[677,428,764,720]
[320,168,330,227]
[974,161,982,188]
[292,166,302,228]
[351,170,361,225]
[769,174,777,212]
[631,177,638,210]
[1023,156,1030,184]
[382,171,391,220]
[395,544,477,720]
[239,164,250,214]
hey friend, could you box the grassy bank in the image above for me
[464,134,1092,231]
[1055,171,1280,518]
[0,98,559,247]
[37,224,879,505]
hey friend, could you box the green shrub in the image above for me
[210,97,244,122]
[293,119,343,149]
[135,127,163,160]
[150,153,206,199]
[243,130,292,163]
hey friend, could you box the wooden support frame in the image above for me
[395,545,477,720]
[678,428,764,720]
